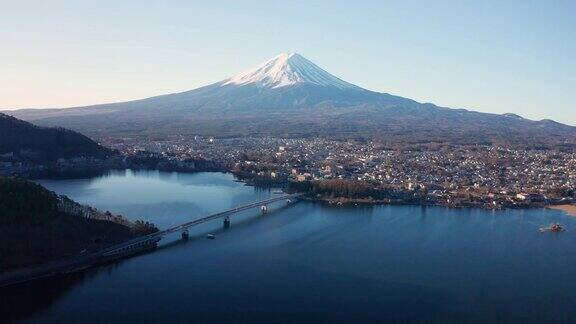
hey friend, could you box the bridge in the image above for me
[0,193,303,288]
[100,193,303,258]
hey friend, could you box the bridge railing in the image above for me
[101,193,302,254]
[158,193,302,236]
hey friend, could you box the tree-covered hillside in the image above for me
[0,177,132,270]
[0,113,111,163]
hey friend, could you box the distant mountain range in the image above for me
[5,53,576,148]
[0,113,111,162]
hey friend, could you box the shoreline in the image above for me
[31,168,572,213]
[234,174,572,213]
[546,204,576,216]
[299,196,515,210]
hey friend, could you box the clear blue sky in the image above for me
[1,0,574,124]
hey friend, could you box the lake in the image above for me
[3,170,576,323]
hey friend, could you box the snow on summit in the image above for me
[223,53,357,89]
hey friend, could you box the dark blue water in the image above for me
[4,170,576,323]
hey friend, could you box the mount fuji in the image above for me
[224,52,356,89]
[6,53,576,148]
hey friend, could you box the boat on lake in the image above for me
[539,223,565,233]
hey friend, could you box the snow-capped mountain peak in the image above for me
[223,53,357,89]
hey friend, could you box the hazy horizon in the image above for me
[1,1,574,125]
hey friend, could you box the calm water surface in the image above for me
[3,170,576,323]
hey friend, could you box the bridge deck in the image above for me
[160,193,302,236]
[101,193,302,255]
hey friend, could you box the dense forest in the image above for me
[0,177,135,270]
[0,113,111,163]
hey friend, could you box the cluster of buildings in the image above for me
[105,136,576,209]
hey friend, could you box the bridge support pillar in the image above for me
[223,216,230,229]
[181,230,189,240]
[261,205,268,214]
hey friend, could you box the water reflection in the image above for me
[2,270,95,323]
[37,170,275,230]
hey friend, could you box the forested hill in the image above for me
[0,113,111,162]
[0,177,132,270]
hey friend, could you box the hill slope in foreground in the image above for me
[6,53,576,149]
[0,177,140,271]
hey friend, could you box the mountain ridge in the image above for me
[4,53,576,148]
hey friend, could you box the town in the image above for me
[99,136,576,210]
[3,134,574,210]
